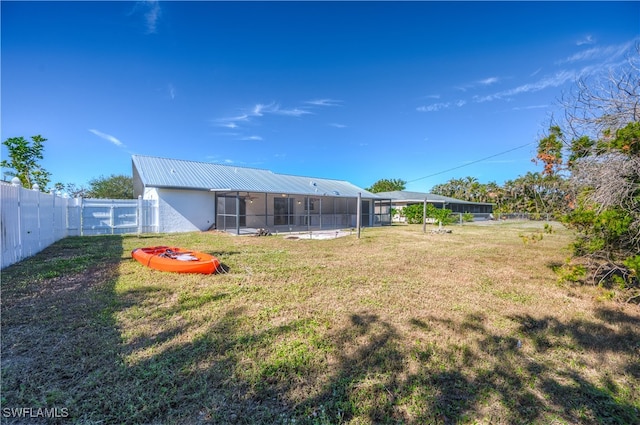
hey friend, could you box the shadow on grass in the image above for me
[1,235,126,424]
[295,309,639,424]
[205,249,242,274]
[2,235,639,424]
[393,310,638,425]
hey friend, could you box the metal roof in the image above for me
[375,191,494,205]
[132,155,381,198]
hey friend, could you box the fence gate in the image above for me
[78,198,158,236]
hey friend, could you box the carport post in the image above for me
[235,192,240,235]
[422,198,427,233]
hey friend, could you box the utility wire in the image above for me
[406,141,537,183]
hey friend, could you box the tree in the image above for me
[1,135,51,191]
[366,178,406,193]
[430,176,491,203]
[86,174,134,199]
[429,173,568,217]
[535,125,565,176]
[63,183,90,198]
[431,177,504,205]
[540,44,640,301]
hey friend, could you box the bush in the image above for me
[556,263,587,284]
[402,204,454,225]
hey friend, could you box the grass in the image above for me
[1,221,639,424]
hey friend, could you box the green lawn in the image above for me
[1,222,639,424]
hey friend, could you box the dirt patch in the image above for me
[285,230,352,240]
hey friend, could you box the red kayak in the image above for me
[131,246,220,274]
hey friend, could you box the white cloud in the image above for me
[474,69,576,103]
[478,77,499,86]
[168,83,175,100]
[417,40,636,114]
[474,41,636,104]
[576,35,595,46]
[213,113,250,129]
[215,101,313,128]
[530,68,542,77]
[275,107,312,117]
[231,114,250,122]
[143,0,161,34]
[253,102,312,117]
[559,40,633,65]
[213,132,240,138]
[128,1,161,34]
[455,77,499,92]
[416,100,466,112]
[241,135,263,141]
[305,99,343,107]
[88,129,124,147]
[562,47,603,64]
[416,104,442,112]
[512,104,548,111]
[329,123,347,128]
[252,103,268,116]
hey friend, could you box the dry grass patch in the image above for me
[1,222,639,424]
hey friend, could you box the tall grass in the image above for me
[1,222,639,424]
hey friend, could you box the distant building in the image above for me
[374,190,494,222]
[132,155,392,234]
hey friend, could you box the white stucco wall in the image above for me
[146,188,216,233]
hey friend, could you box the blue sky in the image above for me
[2,1,639,193]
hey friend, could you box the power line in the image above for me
[406,141,537,183]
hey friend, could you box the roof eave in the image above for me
[143,184,381,198]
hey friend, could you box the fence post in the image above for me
[137,195,143,235]
[67,196,75,236]
[110,200,115,235]
[79,196,84,236]
[33,184,42,251]
[155,198,160,233]
[74,197,81,236]
[52,190,56,240]
[11,178,23,261]
[65,196,70,236]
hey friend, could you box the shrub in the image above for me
[402,203,455,225]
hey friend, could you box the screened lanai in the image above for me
[215,191,392,235]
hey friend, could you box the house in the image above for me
[374,190,494,222]
[132,155,392,234]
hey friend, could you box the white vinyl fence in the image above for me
[1,181,158,269]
